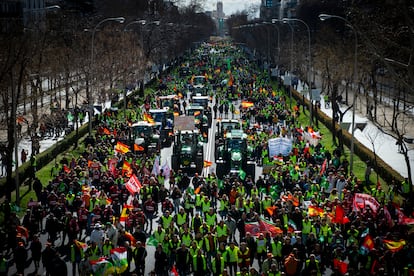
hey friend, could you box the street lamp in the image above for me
[282,18,312,125]
[319,13,358,174]
[123,20,146,118]
[89,17,125,137]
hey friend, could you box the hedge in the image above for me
[291,87,404,184]
[0,124,89,197]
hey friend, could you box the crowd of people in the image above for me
[1,42,413,276]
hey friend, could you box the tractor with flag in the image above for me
[130,121,160,155]
[149,108,174,147]
[215,129,255,180]
[215,119,242,143]
[171,129,204,175]
[186,105,209,142]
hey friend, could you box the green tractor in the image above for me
[131,121,160,155]
[172,129,204,175]
[215,129,255,180]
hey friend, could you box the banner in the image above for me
[353,193,380,214]
[125,174,142,195]
[268,138,293,157]
[245,217,283,237]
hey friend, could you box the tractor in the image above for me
[215,129,255,180]
[149,108,174,147]
[171,129,204,175]
[186,105,209,142]
[131,121,160,155]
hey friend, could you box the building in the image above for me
[260,0,298,21]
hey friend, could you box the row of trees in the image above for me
[0,1,216,202]
[228,0,413,196]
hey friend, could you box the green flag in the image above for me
[239,169,246,181]
[217,179,224,189]
[147,235,158,247]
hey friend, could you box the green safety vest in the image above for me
[193,255,207,271]
[256,238,267,253]
[271,240,282,257]
[102,243,113,256]
[161,215,173,229]
[0,257,6,273]
[176,213,187,226]
[302,220,312,234]
[212,257,225,274]
[181,233,192,247]
[226,246,239,263]
[154,229,166,242]
[205,213,217,227]
[216,224,228,238]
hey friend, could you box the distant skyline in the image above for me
[179,0,261,17]
[205,0,261,16]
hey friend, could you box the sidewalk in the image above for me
[295,76,414,179]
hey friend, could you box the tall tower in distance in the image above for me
[217,1,224,18]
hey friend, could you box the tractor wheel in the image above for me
[172,155,179,172]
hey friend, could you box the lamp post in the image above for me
[282,18,312,125]
[89,17,125,137]
[319,13,358,175]
[123,20,146,119]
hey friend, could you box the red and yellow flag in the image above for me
[241,101,254,108]
[134,144,144,152]
[203,160,213,168]
[308,206,325,217]
[74,240,88,252]
[122,161,132,177]
[383,239,406,252]
[115,141,130,154]
[143,113,154,124]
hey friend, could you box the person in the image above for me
[212,252,226,276]
[262,253,278,274]
[175,243,190,276]
[21,149,27,164]
[193,248,208,276]
[0,252,8,276]
[284,251,300,276]
[154,244,168,276]
[14,241,27,275]
[303,254,321,276]
[71,240,84,276]
[30,234,42,272]
[42,242,56,276]
[226,241,239,276]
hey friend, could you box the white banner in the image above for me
[125,174,142,195]
[268,138,293,157]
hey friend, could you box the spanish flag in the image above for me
[383,239,406,252]
[74,240,88,252]
[194,186,201,195]
[122,161,132,177]
[203,160,213,168]
[308,206,325,217]
[143,113,154,124]
[125,231,137,246]
[134,144,144,152]
[194,111,201,116]
[241,101,254,108]
[120,204,133,223]
[115,141,130,154]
